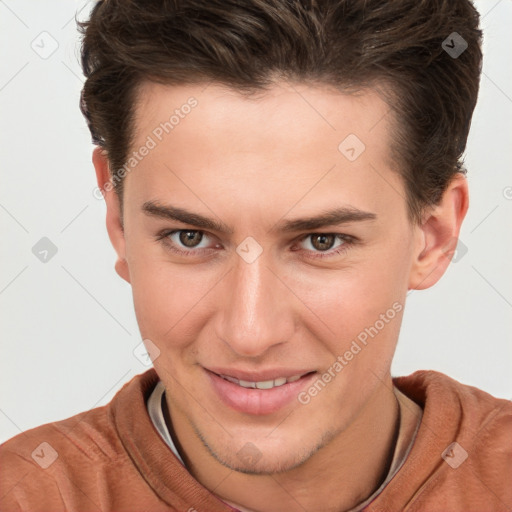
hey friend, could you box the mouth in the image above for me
[217,372,309,389]
[205,367,318,415]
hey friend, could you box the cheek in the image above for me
[129,258,213,345]
[295,240,410,352]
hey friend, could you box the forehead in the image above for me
[133,80,393,151]
[125,80,404,223]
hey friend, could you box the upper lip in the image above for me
[205,367,315,382]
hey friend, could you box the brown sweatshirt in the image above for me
[1,368,511,512]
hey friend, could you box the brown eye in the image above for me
[310,234,336,251]
[178,230,203,247]
[297,233,352,259]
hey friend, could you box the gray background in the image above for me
[1,0,511,444]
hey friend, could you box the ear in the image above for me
[408,173,469,290]
[92,147,131,284]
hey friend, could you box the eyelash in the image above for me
[155,229,356,260]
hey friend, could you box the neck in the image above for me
[164,376,421,512]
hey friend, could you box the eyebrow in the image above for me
[142,200,377,234]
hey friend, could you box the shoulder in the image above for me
[0,404,116,510]
[391,370,512,510]
[0,369,159,511]
[394,369,512,426]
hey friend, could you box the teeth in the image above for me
[256,380,275,390]
[238,379,256,388]
[220,374,305,389]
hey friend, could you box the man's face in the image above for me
[119,81,422,473]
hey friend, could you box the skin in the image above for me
[93,81,468,512]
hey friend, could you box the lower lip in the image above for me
[206,369,317,415]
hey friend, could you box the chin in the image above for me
[200,428,335,476]
[215,447,310,475]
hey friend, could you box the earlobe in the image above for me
[408,173,469,290]
[114,257,131,283]
[92,148,131,284]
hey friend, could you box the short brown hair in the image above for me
[78,0,483,224]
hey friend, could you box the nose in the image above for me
[216,249,295,357]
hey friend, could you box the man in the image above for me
[1,0,510,511]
